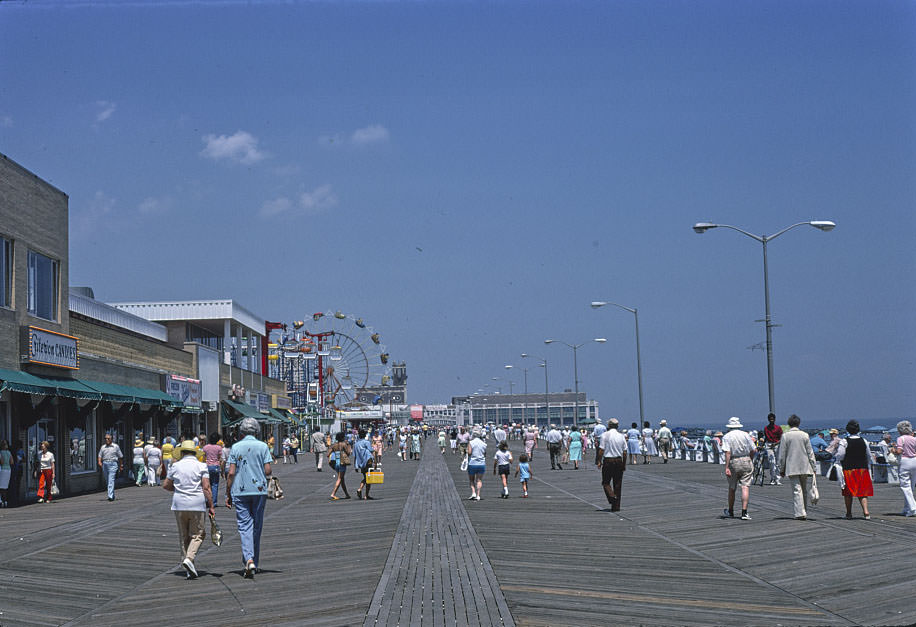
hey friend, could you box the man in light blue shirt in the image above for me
[226,418,272,579]
[592,422,607,465]
[353,429,375,500]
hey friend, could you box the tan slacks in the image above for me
[174,510,206,561]
[789,475,812,518]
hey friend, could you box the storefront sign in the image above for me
[272,394,292,410]
[25,326,79,369]
[256,392,270,413]
[410,404,424,422]
[165,374,202,409]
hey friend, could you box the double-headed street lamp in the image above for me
[692,220,836,415]
[544,338,607,425]
[520,353,548,426]
[590,302,644,423]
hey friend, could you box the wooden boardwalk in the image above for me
[1,437,914,626]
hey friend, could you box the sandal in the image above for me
[330,495,339,501]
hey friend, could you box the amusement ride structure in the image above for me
[266,311,392,416]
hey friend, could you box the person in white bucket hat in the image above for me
[722,417,756,520]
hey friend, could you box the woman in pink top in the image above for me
[202,433,224,505]
[892,420,916,517]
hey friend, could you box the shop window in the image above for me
[69,415,96,473]
[28,250,59,321]
[0,236,10,308]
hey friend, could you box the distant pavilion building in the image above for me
[450,392,599,427]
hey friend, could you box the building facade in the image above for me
[451,392,600,427]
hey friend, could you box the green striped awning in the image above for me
[82,380,183,408]
[0,368,102,400]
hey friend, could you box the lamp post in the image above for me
[590,301,645,423]
[505,364,527,424]
[544,338,607,425]
[520,353,548,427]
[692,220,836,415]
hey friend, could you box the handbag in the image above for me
[329,450,340,470]
[267,476,284,499]
[460,456,469,471]
[366,468,384,484]
[51,480,60,496]
[209,514,223,546]
[808,474,819,505]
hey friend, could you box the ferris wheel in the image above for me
[274,311,391,409]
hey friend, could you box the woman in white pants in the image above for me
[893,420,916,517]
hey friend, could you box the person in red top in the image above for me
[202,433,224,505]
[762,413,783,486]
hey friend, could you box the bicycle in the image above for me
[751,443,768,486]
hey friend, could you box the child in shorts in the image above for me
[515,453,531,498]
[493,441,513,499]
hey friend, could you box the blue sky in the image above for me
[2,0,914,426]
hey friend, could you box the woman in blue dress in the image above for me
[627,422,642,465]
[568,428,583,469]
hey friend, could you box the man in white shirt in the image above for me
[493,425,507,446]
[597,419,627,511]
[721,416,755,520]
[592,422,607,465]
[656,420,673,463]
[546,425,564,470]
[466,429,488,501]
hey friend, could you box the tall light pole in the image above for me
[521,353,548,427]
[544,338,607,425]
[692,220,836,415]
[505,364,528,424]
[590,301,645,423]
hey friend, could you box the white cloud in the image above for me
[95,100,116,123]
[259,196,292,218]
[299,184,338,214]
[200,130,267,165]
[258,184,338,218]
[320,124,390,147]
[71,191,117,241]
[351,124,390,145]
[137,196,172,215]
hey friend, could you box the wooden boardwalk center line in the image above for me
[364,443,516,627]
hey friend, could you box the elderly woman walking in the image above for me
[163,440,214,579]
[836,420,872,520]
[892,420,916,517]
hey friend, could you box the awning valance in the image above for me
[223,399,268,420]
[83,380,183,408]
[0,368,184,407]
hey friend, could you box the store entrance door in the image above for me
[27,418,57,495]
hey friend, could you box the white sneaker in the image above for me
[474,495,481,501]
[181,558,198,579]
[467,494,476,500]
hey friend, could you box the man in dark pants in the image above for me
[546,425,564,470]
[597,419,627,511]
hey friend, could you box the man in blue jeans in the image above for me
[97,433,124,501]
[225,418,272,579]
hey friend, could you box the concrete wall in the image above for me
[70,316,195,380]
[0,154,70,370]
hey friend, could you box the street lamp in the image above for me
[505,364,527,423]
[544,338,607,425]
[521,353,548,427]
[692,220,836,415]
[590,301,645,423]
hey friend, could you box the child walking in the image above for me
[515,453,531,498]
[493,441,513,499]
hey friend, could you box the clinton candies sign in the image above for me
[26,326,79,369]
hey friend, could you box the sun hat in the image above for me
[714,431,724,437]
[725,417,743,430]
[134,438,144,446]
[146,439,156,445]
[177,440,198,456]
[829,428,839,435]
[659,419,667,425]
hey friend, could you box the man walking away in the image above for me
[763,413,783,485]
[310,428,327,472]
[777,414,818,520]
[592,421,606,465]
[597,419,627,512]
[226,418,272,578]
[97,433,124,502]
[546,425,564,470]
[656,420,672,463]
[722,417,755,520]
